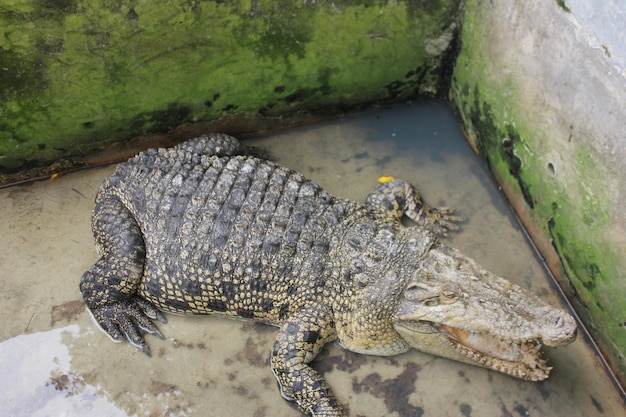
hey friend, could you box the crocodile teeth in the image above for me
[440,324,522,362]
[438,324,551,381]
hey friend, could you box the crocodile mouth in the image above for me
[437,324,551,381]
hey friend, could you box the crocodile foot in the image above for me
[87,296,167,356]
[415,206,466,237]
[366,178,466,236]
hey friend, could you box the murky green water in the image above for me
[0,101,624,416]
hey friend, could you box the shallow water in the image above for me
[0,101,624,416]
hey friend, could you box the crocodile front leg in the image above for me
[365,178,465,236]
[79,195,166,355]
[271,305,344,417]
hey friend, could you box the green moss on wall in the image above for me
[451,0,626,382]
[555,0,571,13]
[0,0,461,177]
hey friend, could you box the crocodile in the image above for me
[80,133,577,417]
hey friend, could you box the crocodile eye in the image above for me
[442,290,457,299]
[440,285,460,304]
[424,297,441,307]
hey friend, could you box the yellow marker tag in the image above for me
[377,175,395,183]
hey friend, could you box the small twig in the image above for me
[72,188,88,199]
[24,313,35,333]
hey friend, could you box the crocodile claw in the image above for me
[88,296,165,355]
[365,179,466,237]
[134,296,168,324]
[425,207,466,237]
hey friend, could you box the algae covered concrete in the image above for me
[0,0,460,181]
[450,0,626,385]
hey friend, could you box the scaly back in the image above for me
[96,137,368,324]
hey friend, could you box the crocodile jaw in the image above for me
[393,320,552,381]
[391,239,577,381]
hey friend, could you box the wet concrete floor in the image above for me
[1,102,624,416]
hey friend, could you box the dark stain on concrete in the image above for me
[460,402,472,417]
[315,347,367,374]
[351,362,424,416]
[50,299,85,326]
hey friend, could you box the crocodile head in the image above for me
[391,227,577,381]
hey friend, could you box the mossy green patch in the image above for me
[454,75,626,379]
[555,0,571,13]
[451,0,626,381]
[0,0,461,176]
[574,150,611,228]
[461,85,535,209]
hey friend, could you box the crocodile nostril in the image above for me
[553,315,564,327]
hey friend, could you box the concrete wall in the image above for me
[451,0,626,385]
[0,0,461,184]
